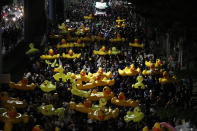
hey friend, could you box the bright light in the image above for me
[1,4,24,24]
[12,17,16,21]
[95,2,108,9]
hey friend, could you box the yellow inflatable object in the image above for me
[0,92,15,101]
[75,69,90,82]
[93,46,121,55]
[109,47,121,55]
[94,67,113,79]
[76,82,96,90]
[62,49,81,59]
[84,14,94,20]
[3,99,27,109]
[93,46,108,55]
[71,79,91,98]
[145,59,163,68]
[26,43,39,55]
[32,125,44,131]
[53,65,64,73]
[118,64,141,76]
[38,104,65,117]
[58,23,68,34]
[110,33,126,43]
[111,92,139,107]
[93,50,108,55]
[40,49,60,60]
[0,107,29,131]
[142,126,149,131]
[74,70,95,90]
[79,36,94,42]
[57,39,85,48]
[40,80,56,92]
[73,68,115,90]
[69,99,93,113]
[58,23,66,30]
[88,108,119,121]
[124,107,144,123]
[9,77,36,90]
[132,76,147,89]
[93,77,115,87]
[45,59,59,68]
[0,92,27,109]
[71,85,91,98]
[142,69,164,76]
[116,17,126,28]
[91,98,108,110]
[153,122,161,131]
[129,39,144,48]
[53,68,71,82]
[93,35,105,41]
[92,68,115,87]
[75,25,90,35]
[88,86,114,101]
[159,71,177,84]
[109,38,126,43]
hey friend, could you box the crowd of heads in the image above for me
[0,2,24,53]
[0,0,196,131]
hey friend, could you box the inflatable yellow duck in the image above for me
[9,77,36,90]
[40,80,56,93]
[26,43,39,55]
[111,92,139,107]
[129,39,144,48]
[88,107,119,121]
[32,125,44,131]
[75,25,90,35]
[69,99,93,114]
[159,71,177,84]
[74,39,86,47]
[58,23,69,34]
[118,64,141,76]
[0,92,27,109]
[124,107,144,123]
[132,76,147,89]
[109,47,121,55]
[93,46,108,55]
[84,14,94,20]
[88,98,119,121]
[71,79,91,98]
[0,107,29,131]
[40,49,60,60]
[53,67,71,82]
[3,99,27,109]
[142,68,164,76]
[142,126,149,131]
[116,16,126,28]
[57,39,85,48]
[109,33,126,43]
[38,104,65,117]
[88,86,114,101]
[92,68,115,87]
[153,122,162,131]
[145,59,163,68]
[45,59,59,69]
[62,49,81,59]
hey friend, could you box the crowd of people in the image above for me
[0,0,196,131]
[0,3,24,53]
